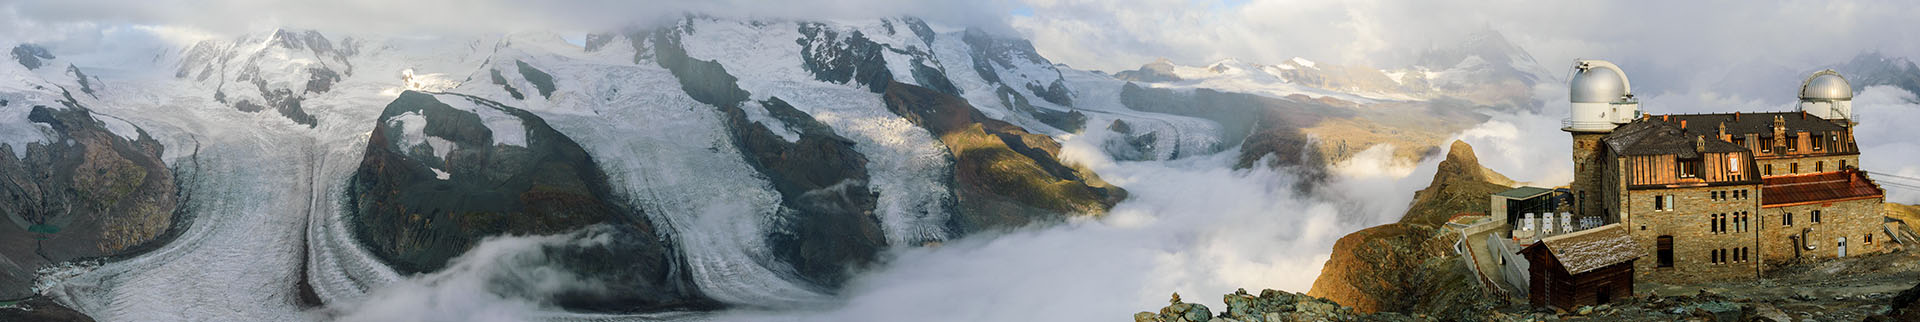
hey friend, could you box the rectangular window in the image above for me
[1679,159,1702,178]
[1654,195,1665,211]
[1785,212,1794,226]
[1657,236,1674,267]
[1868,234,1874,244]
[1765,164,1774,176]
[1841,160,1849,170]
[1812,210,1822,223]
[1733,137,1747,149]
[1792,163,1800,174]
[1817,161,1825,172]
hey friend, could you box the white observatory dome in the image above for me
[1570,65,1628,103]
[1799,70,1853,101]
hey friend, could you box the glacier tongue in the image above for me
[451,48,832,308]
[680,18,956,246]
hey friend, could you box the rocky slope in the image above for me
[346,91,707,311]
[1397,140,1515,227]
[1,45,181,301]
[1305,141,1507,317]
[880,80,1126,232]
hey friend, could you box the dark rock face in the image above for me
[0,297,96,322]
[1104,120,1161,161]
[65,65,99,98]
[0,98,179,300]
[961,29,1074,107]
[514,60,556,99]
[347,91,706,311]
[797,22,894,93]
[10,44,54,70]
[733,98,886,289]
[489,69,525,100]
[651,27,888,289]
[880,81,1126,233]
[994,85,1085,133]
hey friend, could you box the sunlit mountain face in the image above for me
[3,1,1919,321]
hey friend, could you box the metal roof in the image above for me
[1660,112,1845,138]
[1800,70,1853,101]
[1761,170,1884,207]
[1495,186,1553,199]
[1603,117,1748,157]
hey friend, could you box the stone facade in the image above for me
[1756,153,1858,177]
[1758,197,1885,266]
[1621,185,1762,283]
[1566,114,1886,285]
[1571,133,1609,221]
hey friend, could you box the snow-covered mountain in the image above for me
[1113,30,1552,111]
[1,17,1564,320]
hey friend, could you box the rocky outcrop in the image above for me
[1398,140,1514,227]
[1133,289,1413,322]
[0,97,179,300]
[0,297,94,322]
[961,28,1088,132]
[1305,141,1507,317]
[10,44,54,70]
[1870,282,1920,321]
[880,81,1126,233]
[346,91,707,311]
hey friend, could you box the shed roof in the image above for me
[1495,186,1553,199]
[1524,224,1642,275]
[1761,170,1883,207]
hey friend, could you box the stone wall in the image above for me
[1623,185,1763,283]
[1758,197,1885,266]
[1570,133,1607,219]
[1756,154,1858,177]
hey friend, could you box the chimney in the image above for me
[1734,112,1740,121]
[1681,120,1688,129]
[1718,123,1727,139]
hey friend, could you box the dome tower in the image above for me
[1564,59,1639,133]
[1798,69,1853,121]
[1564,59,1635,222]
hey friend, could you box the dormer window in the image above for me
[1678,158,1702,178]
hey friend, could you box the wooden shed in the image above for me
[1519,224,1642,310]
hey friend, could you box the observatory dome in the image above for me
[1571,66,1628,103]
[1800,70,1852,101]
